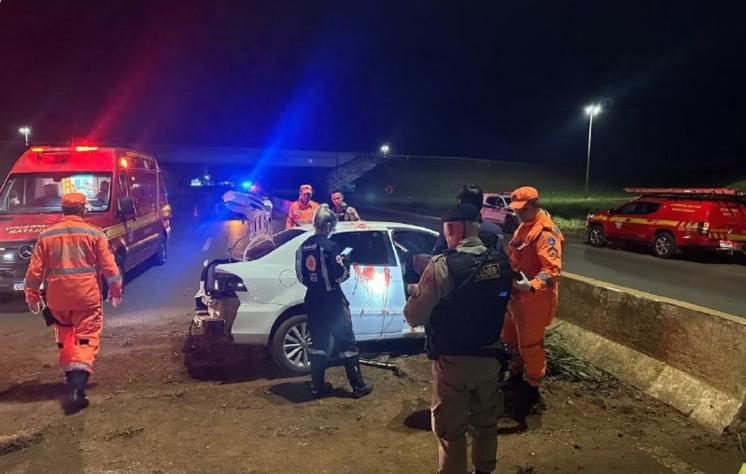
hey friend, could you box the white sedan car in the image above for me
[192,221,437,373]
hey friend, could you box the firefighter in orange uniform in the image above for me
[24,192,122,413]
[286,184,320,228]
[500,186,563,419]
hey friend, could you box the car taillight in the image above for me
[698,222,710,235]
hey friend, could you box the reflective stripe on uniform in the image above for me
[47,266,97,276]
[319,247,333,292]
[39,227,103,239]
[62,362,92,372]
[309,348,327,356]
[106,274,122,284]
[339,349,359,358]
[536,271,555,288]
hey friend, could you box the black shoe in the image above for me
[64,370,90,414]
[351,382,374,399]
[310,382,333,398]
[344,357,374,398]
[507,383,540,423]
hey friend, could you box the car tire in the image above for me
[587,225,607,247]
[152,234,167,266]
[502,216,517,234]
[653,232,677,259]
[270,314,333,375]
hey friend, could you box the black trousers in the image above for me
[305,291,358,360]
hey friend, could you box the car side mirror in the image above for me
[118,196,136,221]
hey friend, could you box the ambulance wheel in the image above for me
[152,234,167,266]
[587,225,607,247]
[270,314,333,375]
[653,232,677,259]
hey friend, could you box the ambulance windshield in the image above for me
[0,172,113,214]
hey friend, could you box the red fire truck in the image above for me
[585,188,746,258]
[0,146,171,292]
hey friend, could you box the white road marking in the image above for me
[635,442,705,474]
[201,237,212,252]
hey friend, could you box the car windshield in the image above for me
[0,172,113,214]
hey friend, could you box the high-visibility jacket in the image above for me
[508,209,564,296]
[24,215,122,311]
[286,200,319,228]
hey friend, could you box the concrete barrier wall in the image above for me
[555,272,746,433]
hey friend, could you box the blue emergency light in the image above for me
[241,180,253,190]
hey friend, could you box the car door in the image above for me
[607,202,640,240]
[330,230,398,337]
[129,165,161,264]
[389,229,438,333]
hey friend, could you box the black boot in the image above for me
[344,357,373,398]
[65,370,90,414]
[309,353,332,398]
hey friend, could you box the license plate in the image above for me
[13,282,24,291]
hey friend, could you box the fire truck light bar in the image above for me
[624,187,743,196]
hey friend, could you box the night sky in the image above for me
[1,1,744,182]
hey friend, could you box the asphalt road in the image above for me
[360,206,746,318]
[0,213,250,322]
[0,205,743,323]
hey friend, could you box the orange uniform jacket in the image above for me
[24,215,122,310]
[286,200,320,228]
[508,209,564,297]
[502,209,564,386]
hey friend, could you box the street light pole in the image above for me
[583,105,601,198]
[18,126,31,146]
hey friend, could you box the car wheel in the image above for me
[152,234,167,266]
[653,232,677,258]
[587,225,607,247]
[502,216,517,234]
[270,314,333,375]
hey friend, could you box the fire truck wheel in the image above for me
[587,224,607,247]
[653,232,677,258]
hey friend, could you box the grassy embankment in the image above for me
[353,157,628,232]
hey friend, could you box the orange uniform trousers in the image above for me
[52,306,103,373]
[501,292,556,387]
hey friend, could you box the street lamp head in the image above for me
[379,143,390,155]
[18,126,31,135]
[585,104,601,117]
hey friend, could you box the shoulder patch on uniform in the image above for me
[546,236,557,247]
[474,263,501,282]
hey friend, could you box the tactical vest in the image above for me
[426,247,513,359]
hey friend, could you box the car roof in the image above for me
[296,221,437,233]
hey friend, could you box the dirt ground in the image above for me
[0,311,744,474]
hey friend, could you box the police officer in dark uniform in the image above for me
[404,203,513,474]
[431,184,504,254]
[295,204,373,398]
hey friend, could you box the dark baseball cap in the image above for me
[441,203,480,223]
